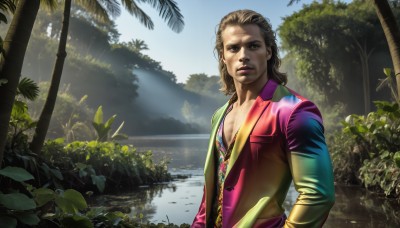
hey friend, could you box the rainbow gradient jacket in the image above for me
[192,79,335,228]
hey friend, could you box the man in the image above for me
[192,9,335,228]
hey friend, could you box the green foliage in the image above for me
[8,78,40,141]
[395,152,400,168]
[0,0,15,24]
[28,83,94,140]
[0,166,34,182]
[75,162,106,193]
[42,140,171,192]
[184,74,221,97]
[16,77,39,101]
[377,68,400,104]
[92,106,128,142]
[0,165,178,228]
[329,101,400,197]
[279,1,394,113]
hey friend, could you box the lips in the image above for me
[237,65,254,74]
[237,65,253,71]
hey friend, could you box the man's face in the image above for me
[221,24,271,86]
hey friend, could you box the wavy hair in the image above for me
[215,9,287,95]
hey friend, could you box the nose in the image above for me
[239,47,249,62]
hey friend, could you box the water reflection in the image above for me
[325,185,400,227]
[91,134,400,226]
[90,175,400,226]
[90,173,203,225]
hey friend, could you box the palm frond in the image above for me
[0,0,16,14]
[17,77,39,101]
[75,0,113,24]
[0,12,7,23]
[140,0,184,33]
[287,0,301,6]
[120,0,154,30]
[40,0,59,12]
[100,0,121,18]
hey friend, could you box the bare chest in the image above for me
[223,102,254,146]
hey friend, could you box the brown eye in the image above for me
[249,43,260,50]
[227,45,239,52]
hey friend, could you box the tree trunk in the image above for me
[30,0,72,155]
[354,39,374,114]
[372,0,400,98]
[0,0,40,168]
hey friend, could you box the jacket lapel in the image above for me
[203,79,279,219]
[204,102,229,218]
[225,79,279,177]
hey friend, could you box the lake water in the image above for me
[91,134,400,227]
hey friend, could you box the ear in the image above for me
[266,47,272,60]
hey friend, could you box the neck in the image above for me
[234,76,268,105]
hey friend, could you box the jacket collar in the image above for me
[203,79,279,219]
[225,79,278,176]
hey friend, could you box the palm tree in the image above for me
[29,0,184,155]
[129,38,149,52]
[372,0,400,97]
[0,0,41,168]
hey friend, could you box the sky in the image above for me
[115,0,351,83]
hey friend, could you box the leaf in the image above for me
[33,188,55,207]
[111,134,128,141]
[16,212,40,225]
[78,95,88,105]
[0,193,36,210]
[0,166,34,182]
[104,115,116,129]
[49,168,64,180]
[11,100,28,116]
[91,175,106,193]
[55,189,87,213]
[0,13,7,24]
[394,152,400,168]
[93,106,103,125]
[383,68,392,77]
[111,121,127,140]
[17,77,39,101]
[0,215,17,228]
[61,214,93,228]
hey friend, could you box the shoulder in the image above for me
[271,85,323,137]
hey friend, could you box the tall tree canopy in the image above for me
[279,0,394,114]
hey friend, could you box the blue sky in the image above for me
[116,0,351,83]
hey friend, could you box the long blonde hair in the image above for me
[215,9,287,95]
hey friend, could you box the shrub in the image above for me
[329,101,400,197]
[42,140,171,193]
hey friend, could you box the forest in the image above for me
[0,0,400,227]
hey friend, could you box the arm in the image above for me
[284,102,335,228]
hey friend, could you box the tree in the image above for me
[280,1,392,114]
[126,38,149,52]
[0,0,41,168]
[30,0,185,155]
[288,0,400,99]
[29,0,74,155]
[372,0,400,98]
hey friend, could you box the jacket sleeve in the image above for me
[191,186,207,227]
[284,101,335,228]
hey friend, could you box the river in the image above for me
[91,134,400,227]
